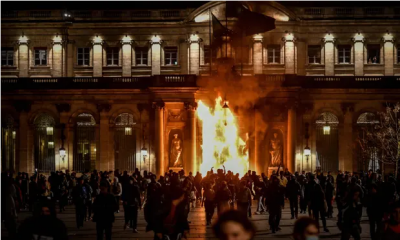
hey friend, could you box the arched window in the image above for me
[74,113,97,172]
[315,112,339,172]
[33,113,56,172]
[114,113,136,171]
[356,112,379,172]
[1,114,16,172]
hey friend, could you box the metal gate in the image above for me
[316,112,339,172]
[1,114,16,172]
[356,112,380,172]
[74,113,96,172]
[114,113,136,171]
[33,114,55,172]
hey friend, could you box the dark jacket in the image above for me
[92,192,117,223]
[286,179,301,198]
[123,183,141,207]
[17,215,68,240]
[266,182,285,207]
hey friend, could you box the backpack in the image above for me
[113,183,121,195]
[237,188,250,203]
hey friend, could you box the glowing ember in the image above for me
[197,96,249,176]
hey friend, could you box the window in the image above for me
[267,45,280,64]
[203,45,216,65]
[106,47,119,66]
[338,45,351,64]
[367,44,380,64]
[164,47,178,65]
[77,48,90,66]
[1,48,14,66]
[235,45,250,64]
[398,45,400,64]
[34,48,47,66]
[308,45,321,64]
[135,47,148,65]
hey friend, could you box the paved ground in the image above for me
[2,200,372,239]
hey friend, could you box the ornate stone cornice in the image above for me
[184,101,198,111]
[13,100,32,112]
[55,103,71,113]
[285,100,299,110]
[97,103,112,112]
[299,103,314,114]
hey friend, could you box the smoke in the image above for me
[197,71,275,138]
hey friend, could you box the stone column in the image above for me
[185,102,197,174]
[254,109,264,174]
[353,35,364,76]
[150,37,162,75]
[66,124,74,171]
[188,36,201,75]
[323,35,335,76]
[339,103,354,172]
[92,41,103,77]
[287,104,297,173]
[383,34,394,76]
[154,102,165,176]
[283,34,296,74]
[121,40,132,77]
[52,39,63,77]
[18,41,29,77]
[97,104,112,171]
[253,35,263,75]
[18,111,29,172]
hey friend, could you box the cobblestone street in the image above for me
[2,200,373,239]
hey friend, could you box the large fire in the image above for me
[197,96,249,176]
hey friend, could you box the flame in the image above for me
[197,96,249,176]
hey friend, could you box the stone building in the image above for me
[2,1,400,176]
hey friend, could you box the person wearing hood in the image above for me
[111,176,122,213]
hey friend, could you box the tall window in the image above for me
[267,45,280,64]
[106,47,119,66]
[398,45,400,64]
[308,45,321,64]
[34,48,47,66]
[1,48,14,66]
[164,47,178,65]
[367,44,380,64]
[338,45,351,64]
[235,45,250,64]
[77,47,90,66]
[135,47,148,65]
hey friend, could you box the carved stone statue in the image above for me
[269,132,282,167]
[170,134,183,167]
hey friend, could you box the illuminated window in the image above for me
[308,45,321,64]
[77,47,90,66]
[164,46,178,65]
[1,47,14,66]
[135,47,148,65]
[267,45,280,64]
[34,48,47,66]
[106,47,119,66]
[367,44,380,64]
[338,45,351,64]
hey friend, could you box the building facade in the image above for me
[2,1,400,175]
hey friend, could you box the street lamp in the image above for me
[304,145,311,157]
[59,147,66,160]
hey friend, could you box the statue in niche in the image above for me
[269,132,283,167]
[170,133,183,167]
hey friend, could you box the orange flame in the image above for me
[197,96,249,176]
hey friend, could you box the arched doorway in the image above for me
[74,113,97,172]
[33,113,56,172]
[1,114,16,172]
[315,112,339,172]
[356,112,380,172]
[114,113,136,171]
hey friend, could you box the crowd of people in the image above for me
[2,166,400,240]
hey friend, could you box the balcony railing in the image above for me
[1,75,197,90]
[2,75,400,91]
